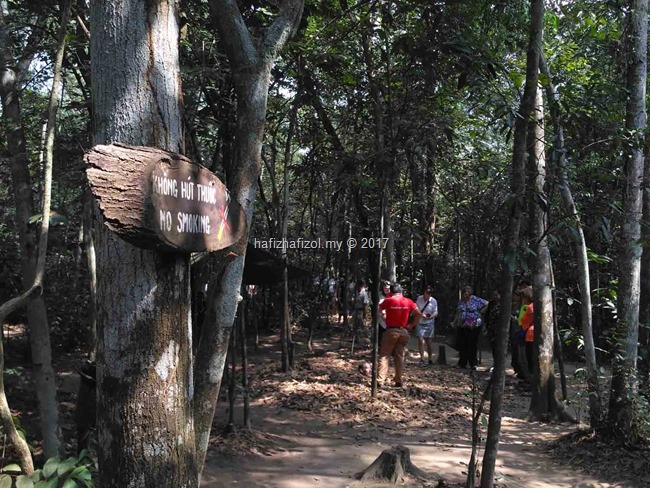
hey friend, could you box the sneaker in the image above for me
[393,382,403,388]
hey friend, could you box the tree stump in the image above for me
[436,345,447,365]
[353,445,440,484]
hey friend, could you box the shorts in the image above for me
[415,322,435,338]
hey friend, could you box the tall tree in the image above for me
[481,1,544,486]
[528,87,571,421]
[540,53,602,427]
[608,0,648,443]
[193,0,304,472]
[0,1,62,458]
[89,1,196,486]
[280,89,300,372]
[641,137,650,389]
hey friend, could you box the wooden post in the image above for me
[437,345,447,365]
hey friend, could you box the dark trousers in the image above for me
[458,327,481,367]
[525,342,534,376]
[510,319,526,376]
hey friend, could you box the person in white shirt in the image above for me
[326,276,337,316]
[352,280,370,339]
[415,285,438,365]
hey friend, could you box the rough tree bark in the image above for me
[540,53,602,427]
[480,1,543,486]
[89,1,197,486]
[637,46,650,405]
[193,0,304,473]
[0,2,62,459]
[608,0,648,444]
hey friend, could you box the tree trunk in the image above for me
[193,0,304,473]
[480,1,543,486]
[83,189,98,361]
[0,3,63,459]
[360,18,395,284]
[239,299,251,429]
[90,2,197,486]
[540,53,602,427]
[192,64,267,470]
[280,88,299,373]
[608,0,647,444]
[0,330,34,474]
[227,317,237,429]
[384,206,397,282]
[641,139,650,390]
[467,377,492,488]
[371,190,386,398]
[528,88,569,421]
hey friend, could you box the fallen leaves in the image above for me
[212,337,502,454]
[547,429,650,487]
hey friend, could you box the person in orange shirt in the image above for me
[518,286,534,376]
[378,284,422,387]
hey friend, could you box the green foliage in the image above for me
[561,327,585,352]
[0,451,96,488]
[636,391,650,439]
[593,281,618,321]
[0,416,29,445]
[587,249,612,265]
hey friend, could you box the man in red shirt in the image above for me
[378,284,422,387]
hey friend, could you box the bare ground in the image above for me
[201,329,645,488]
[2,323,647,487]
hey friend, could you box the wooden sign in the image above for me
[85,143,246,252]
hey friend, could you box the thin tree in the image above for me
[82,189,97,361]
[0,1,62,458]
[540,53,602,427]
[280,88,300,372]
[640,136,650,390]
[608,0,648,444]
[480,1,544,486]
[0,0,72,469]
[528,88,572,422]
[239,297,251,429]
[193,0,304,473]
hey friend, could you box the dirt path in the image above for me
[200,335,623,488]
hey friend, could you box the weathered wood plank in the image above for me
[85,143,246,252]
